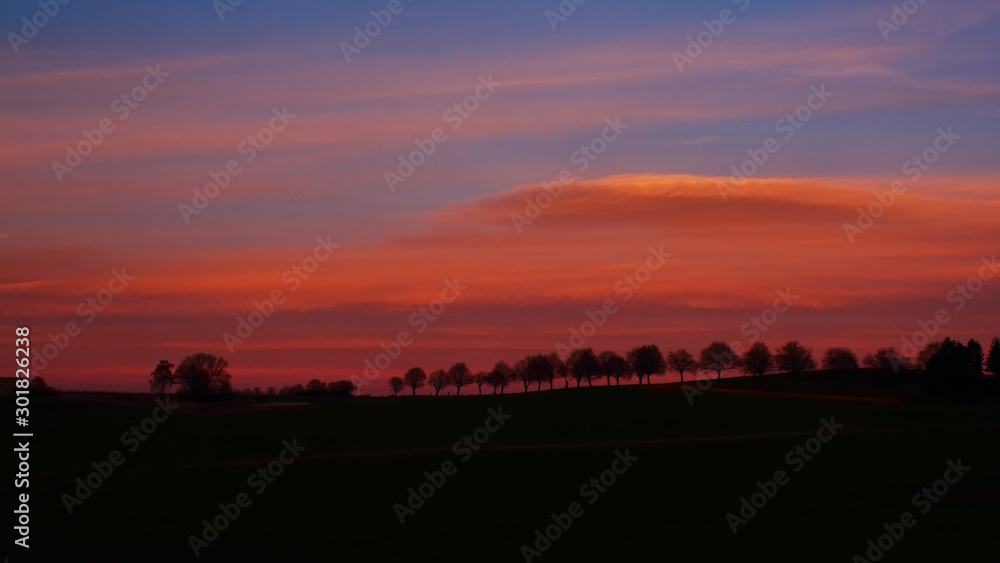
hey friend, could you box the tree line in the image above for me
[149,337,1000,400]
[384,337,1000,397]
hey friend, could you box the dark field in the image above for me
[13,374,1000,562]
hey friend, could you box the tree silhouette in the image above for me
[776,341,816,380]
[626,344,666,385]
[525,354,555,391]
[666,349,698,383]
[306,378,326,394]
[567,348,600,387]
[822,347,859,370]
[389,376,405,396]
[403,367,427,395]
[598,351,630,386]
[916,341,943,370]
[327,380,357,396]
[700,341,738,380]
[428,370,449,396]
[863,347,912,371]
[449,362,473,395]
[488,361,514,394]
[741,342,774,377]
[547,353,567,390]
[514,358,532,392]
[473,372,488,395]
[987,338,1000,376]
[174,353,232,398]
[967,339,985,376]
[148,360,174,397]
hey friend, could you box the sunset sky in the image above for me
[2,0,998,392]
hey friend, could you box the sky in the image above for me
[1,0,998,392]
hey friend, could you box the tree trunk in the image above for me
[680,372,684,384]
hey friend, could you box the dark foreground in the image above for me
[9,374,1000,562]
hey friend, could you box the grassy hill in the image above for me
[17,373,1000,562]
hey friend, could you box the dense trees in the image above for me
[488,362,514,394]
[741,342,773,377]
[967,339,985,376]
[666,349,697,383]
[822,347,859,370]
[988,338,1000,376]
[599,351,631,386]
[863,347,912,371]
[700,342,738,380]
[568,348,600,387]
[627,344,666,385]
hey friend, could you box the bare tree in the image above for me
[174,353,232,398]
[863,348,913,371]
[700,342,738,380]
[148,360,174,397]
[473,372,488,395]
[403,367,427,395]
[776,341,816,381]
[389,376,405,396]
[626,344,667,385]
[514,357,532,392]
[666,349,698,383]
[449,362,473,395]
[428,369,449,396]
[547,353,567,390]
[741,342,774,377]
[822,347,860,370]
